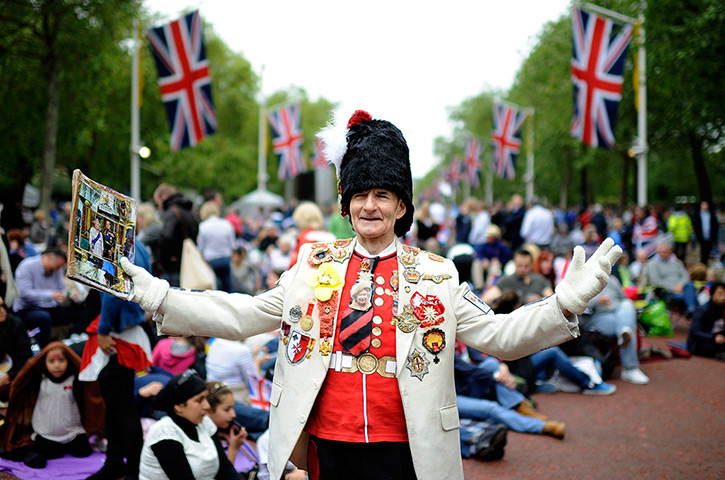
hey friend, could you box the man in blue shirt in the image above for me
[13,249,75,347]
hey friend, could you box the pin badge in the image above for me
[406,348,430,381]
[289,305,302,323]
[394,305,420,333]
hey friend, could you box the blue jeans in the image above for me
[587,299,639,369]
[457,395,544,433]
[661,282,698,313]
[467,357,526,409]
[208,256,232,293]
[530,347,591,388]
[234,401,270,440]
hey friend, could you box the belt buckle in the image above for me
[356,352,378,375]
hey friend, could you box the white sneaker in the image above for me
[621,367,649,385]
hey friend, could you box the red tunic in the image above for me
[306,252,408,443]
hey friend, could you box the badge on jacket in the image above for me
[405,348,430,381]
[286,330,314,365]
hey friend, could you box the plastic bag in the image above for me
[639,300,673,337]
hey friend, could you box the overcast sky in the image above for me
[146,0,572,178]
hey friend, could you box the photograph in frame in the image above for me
[66,169,136,299]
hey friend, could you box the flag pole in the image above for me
[525,108,535,203]
[635,3,648,206]
[578,1,647,205]
[257,65,268,192]
[485,154,493,206]
[130,21,141,201]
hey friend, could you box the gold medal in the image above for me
[300,315,314,331]
[319,338,332,356]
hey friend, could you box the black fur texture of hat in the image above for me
[339,119,415,238]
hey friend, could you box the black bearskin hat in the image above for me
[319,110,414,238]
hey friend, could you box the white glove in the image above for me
[555,238,622,315]
[120,257,169,312]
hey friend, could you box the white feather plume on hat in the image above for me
[316,106,357,177]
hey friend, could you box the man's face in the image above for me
[42,254,66,274]
[513,253,532,278]
[349,189,405,244]
[0,299,7,324]
[711,286,725,306]
[657,244,673,260]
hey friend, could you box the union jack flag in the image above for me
[491,102,526,180]
[445,157,461,190]
[571,6,633,149]
[146,10,217,152]
[248,374,272,411]
[268,103,304,180]
[464,137,484,188]
[310,138,327,169]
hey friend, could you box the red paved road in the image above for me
[2,324,722,480]
[463,323,725,480]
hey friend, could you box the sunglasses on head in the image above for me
[178,369,200,385]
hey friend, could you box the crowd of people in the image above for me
[0,184,724,479]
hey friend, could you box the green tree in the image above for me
[644,0,725,205]
[0,0,142,212]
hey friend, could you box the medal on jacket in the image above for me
[300,303,315,332]
[411,292,445,328]
[422,328,445,364]
[393,305,419,333]
[405,348,430,381]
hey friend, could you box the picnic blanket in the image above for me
[0,452,106,480]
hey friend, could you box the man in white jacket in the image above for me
[121,109,621,480]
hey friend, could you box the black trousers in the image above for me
[98,355,144,475]
[307,435,417,480]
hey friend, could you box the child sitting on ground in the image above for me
[0,341,103,468]
[205,381,251,468]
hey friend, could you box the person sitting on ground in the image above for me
[138,370,239,480]
[80,241,154,480]
[687,281,725,361]
[13,249,76,348]
[475,225,511,288]
[532,249,557,291]
[629,248,649,285]
[482,248,553,307]
[454,340,567,440]
[610,250,639,301]
[549,222,576,258]
[0,342,103,469]
[205,382,250,468]
[6,228,39,274]
[579,224,601,259]
[585,276,650,385]
[495,291,617,395]
[230,246,261,295]
[152,336,207,377]
[205,338,274,440]
[0,295,33,403]
[640,239,698,318]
